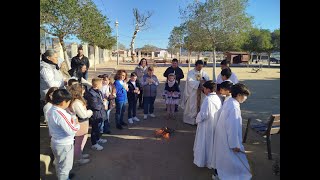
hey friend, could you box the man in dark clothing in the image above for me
[163,58,184,85]
[163,58,184,112]
[71,46,90,80]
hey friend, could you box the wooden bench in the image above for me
[243,114,280,160]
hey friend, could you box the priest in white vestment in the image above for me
[193,80,221,168]
[181,60,210,125]
[212,83,252,180]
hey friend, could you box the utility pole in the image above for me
[115,20,119,65]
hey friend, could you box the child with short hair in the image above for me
[162,73,180,119]
[220,67,233,84]
[68,83,93,165]
[219,81,233,104]
[43,87,59,124]
[47,89,80,180]
[86,78,108,151]
[127,72,141,124]
[212,83,251,180]
[142,66,159,120]
[68,78,79,86]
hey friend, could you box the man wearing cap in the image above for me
[71,46,90,80]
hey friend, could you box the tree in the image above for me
[168,26,185,61]
[140,44,158,56]
[130,8,153,62]
[271,28,280,52]
[180,0,252,80]
[40,0,83,69]
[77,0,115,50]
[243,28,273,66]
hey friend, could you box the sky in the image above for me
[67,0,280,49]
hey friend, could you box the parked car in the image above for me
[270,57,280,64]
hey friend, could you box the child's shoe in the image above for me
[91,143,103,151]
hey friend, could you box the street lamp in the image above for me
[115,20,119,65]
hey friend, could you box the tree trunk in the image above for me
[268,52,271,68]
[188,50,191,72]
[130,28,139,62]
[58,36,71,70]
[212,48,217,81]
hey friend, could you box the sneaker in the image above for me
[76,158,90,165]
[133,117,140,122]
[128,118,133,124]
[120,122,128,126]
[149,113,156,118]
[91,143,103,151]
[97,138,107,144]
[82,154,90,159]
[143,114,148,120]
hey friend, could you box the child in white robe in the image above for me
[212,83,252,180]
[219,81,233,104]
[193,80,222,168]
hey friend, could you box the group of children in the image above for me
[193,70,252,179]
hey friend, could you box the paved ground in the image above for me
[41,60,280,180]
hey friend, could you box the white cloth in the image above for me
[193,93,221,168]
[48,106,80,146]
[71,99,93,119]
[212,98,252,180]
[40,61,65,100]
[101,84,112,99]
[43,102,53,123]
[181,68,210,125]
[216,72,239,84]
[131,81,137,88]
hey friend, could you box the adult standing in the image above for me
[40,49,67,101]
[163,58,184,112]
[181,60,210,125]
[134,58,148,109]
[216,60,239,84]
[71,46,90,80]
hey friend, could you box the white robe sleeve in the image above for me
[196,97,210,123]
[202,71,210,81]
[231,73,239,84]
[225,107,242,149]
[216,74,223,84]
[187,70,200,90]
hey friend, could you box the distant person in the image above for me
[211,83,251,180]
[216,60,239,84]
[142,66,159,120]
[193,80,221,169]
[47,89,79,180]
[86,78,108,151]
[163,58,184,85]
[162,73,180,120]
[163,58,184,112]
[127,72,141,124]
[220,67,234,84]
[181,60,210,125]
[71,46,90,80]
[40,49,67,101]
[113,70,129,129]
[134,58,148,109]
